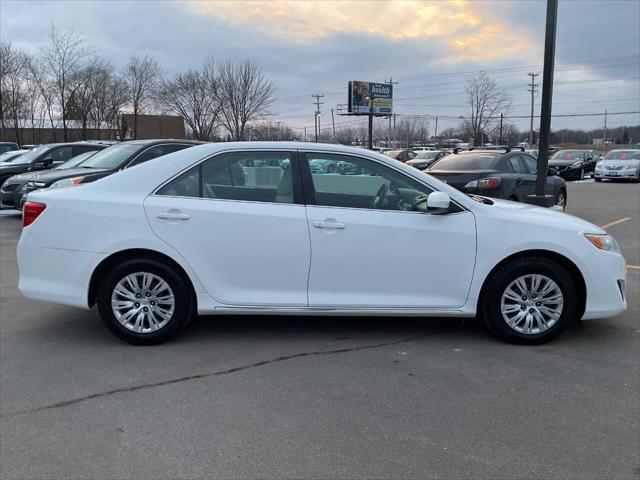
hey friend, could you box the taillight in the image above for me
[23,201,46,227]
[478,177,502,189]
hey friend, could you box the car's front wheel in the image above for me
[480,257,578,344]
[97,258,194,345]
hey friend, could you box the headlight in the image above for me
[49,177,85,190]
[570,161,582,168]
[584,233,621,254]
[595,162,603,170]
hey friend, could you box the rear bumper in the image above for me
[582,250,627,319]
[17,229,106,309]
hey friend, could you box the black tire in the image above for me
[97,258,194,345]
[327,164,336,173]
[480,257,578,345]
[595,178,602,182]
[554,189,567,210]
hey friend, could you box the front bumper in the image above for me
[581,249,627,319]
[0,187,24,209]
[594,169,639,179]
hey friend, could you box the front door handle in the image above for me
[157,211,190,220]
[313,221,346,229]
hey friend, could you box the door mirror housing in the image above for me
[426,191,451,214]
[547,167,559,176]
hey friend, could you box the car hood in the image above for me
[479,197,606,234]
[2,170,41,184]
[599,159,640,168]
[30,167,110,185]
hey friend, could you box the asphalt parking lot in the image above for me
[1,180,638,480]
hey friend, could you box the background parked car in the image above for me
[0,142,20,154]
[0,149,29,163]
[427,149,567,209]
[309,158,339,173]
[525,149,538,158]
[548,149,598,180]
[0,142,106,189]
[594,149,640,182]
[406,151,449,171]
[3,150,100,210]
[384,149,416,162]
[21,139,202,199]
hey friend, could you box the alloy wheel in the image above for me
[111,272,175,333]
[500,274,564,335]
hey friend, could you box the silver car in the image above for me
[594,149,640,182]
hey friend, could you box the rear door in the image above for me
[301,151,476,309]
[145,150,311,307]
[508,154,536,199]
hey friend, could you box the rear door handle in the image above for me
[313,221,346,229]
[157,211,190,220]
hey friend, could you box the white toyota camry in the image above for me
[17,142,627,345]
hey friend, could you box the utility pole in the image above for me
[304,127,307,142]
[384,77,398,137]
[331,108,336,138]
[528,72,539,147]
[529,0,558,208]
[368,97,374,150]
[499,113,504,145]
[312,94,324,143]
[603,109,608,150]
[434,116,438,139]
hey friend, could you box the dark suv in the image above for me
[0,142,105,190]
[20,139,202,207]
[427,148,568,209]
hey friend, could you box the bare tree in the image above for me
[123,54,160,139]
[216,59,274,141]
[0,42,32,144]
[247,121,298,141]
[39,25,90,141]
[158,61,219,141]
[464,72,511,147]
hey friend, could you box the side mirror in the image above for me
[547,167,558,176]
[426,191,451,214]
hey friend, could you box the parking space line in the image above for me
[600,217,632,230]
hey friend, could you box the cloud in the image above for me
[188,0,537,62]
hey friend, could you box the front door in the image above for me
[145,150,310,307]
[301,152,477,309]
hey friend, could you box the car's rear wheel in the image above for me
[480,257,578,344]
[97,258,194,345]
[555,189,567,210]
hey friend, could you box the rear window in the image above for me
[605,150,640,160]
[431,153,498,170]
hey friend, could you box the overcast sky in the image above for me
[2,0,639,135]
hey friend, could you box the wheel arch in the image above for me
[477,249,586,319]
[88,248,198,309]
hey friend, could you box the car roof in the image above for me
[119,139,204,146]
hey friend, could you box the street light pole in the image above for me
[367,95,375,150]
[499,113,503,145]
[528,0,558,208]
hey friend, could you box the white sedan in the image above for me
[17,142,627,345]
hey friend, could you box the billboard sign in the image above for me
[348,81,393,115]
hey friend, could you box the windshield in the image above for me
[551,150,584,160]
[415,152,439,160]
[604,150,640,160]
[431,153,498,170]
[3,146,49,164]
[80,143,141,169]
[54,151,97,170]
